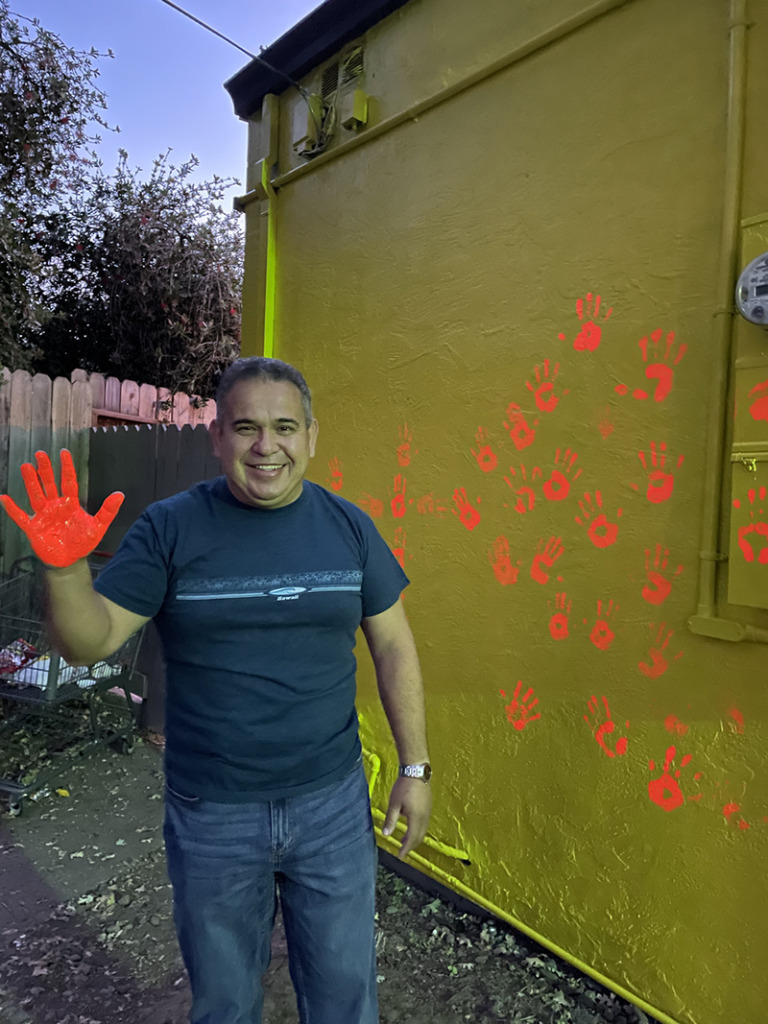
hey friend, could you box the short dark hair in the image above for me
[215,357,313,427]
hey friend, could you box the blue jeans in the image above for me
[163,761,379,1024]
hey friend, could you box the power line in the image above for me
[158,0,311,99]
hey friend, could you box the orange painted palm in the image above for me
[0,450,124,568]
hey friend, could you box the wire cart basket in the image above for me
[0,558,146,816]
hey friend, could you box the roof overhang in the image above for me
[224,0,411,120]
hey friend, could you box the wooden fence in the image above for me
[0,367,218,575]
[88,423,221,557]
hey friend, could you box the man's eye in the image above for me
[278,425,296,433]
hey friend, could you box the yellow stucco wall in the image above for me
[237,2,768,1022]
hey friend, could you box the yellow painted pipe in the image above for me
[261,157,277,359]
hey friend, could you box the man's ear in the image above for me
[308,419,319,458]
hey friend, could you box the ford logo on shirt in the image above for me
[270,587,308,601]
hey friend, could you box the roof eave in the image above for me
[224,0,411,120]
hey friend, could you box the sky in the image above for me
[8,0,324,208]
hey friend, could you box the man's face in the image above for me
[209,378,318,509]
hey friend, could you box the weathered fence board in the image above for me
[89,373,106,410]
[139,384,155,421]
[3,371,34,572]
[30,373,52,459]
[121,379,140,417]
[104,376,121,413]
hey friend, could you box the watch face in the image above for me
[422,763,432,781]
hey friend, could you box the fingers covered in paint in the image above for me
[0,450,124,568]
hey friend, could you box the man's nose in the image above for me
[251,430,276,453]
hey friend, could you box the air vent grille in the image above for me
[321,62,339,99]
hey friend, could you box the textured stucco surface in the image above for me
[239,2,768,1022]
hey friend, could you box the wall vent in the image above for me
[321,62,339,100]
[320,47,365,101]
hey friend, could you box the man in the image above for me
[0,357,431,1024]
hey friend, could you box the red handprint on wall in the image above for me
[530,535,565,585]
[597,405,616,439]
[748,380,768,423]
[588,599,618,651]
[632,442,684,504]
[503,462,541,514]
[392,527,407,570]
[358,494,384,518]
[648,745,698,812]
[583,695,629,758]
[664,714,689,736]
[542,447,582,502]
[452,487,481,531]
[416,492,448,517]
[614,328,687,403]
[396,423,414,467]
[638,622,681,679]
[558,293,613,353]
[391,474,408,518]
[641,545,683,605]
[722,802,751,830]
[728,706,745,735]
[472,427,498,473]
[503,403,537,451]
[488,535,521,585]
[501,681,540,731]
[326,456,343,492]
[548,591,571,640]
[525,359,567,413]
[574,491,622,549]
[733,486,768,564]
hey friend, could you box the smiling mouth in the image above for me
[249,463,286,472]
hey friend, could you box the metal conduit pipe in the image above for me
[268,0,638,190]
[687,0,768,643]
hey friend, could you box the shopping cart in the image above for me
[0,558,146,816]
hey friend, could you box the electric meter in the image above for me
[736,251,768,325]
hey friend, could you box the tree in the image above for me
[0,0,112,369]
[37,152,243,398]
[1,2,242,396]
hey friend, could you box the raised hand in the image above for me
[0,450,124,568]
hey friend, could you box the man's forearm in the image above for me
[374,643,430,764]
[43,559,119,665]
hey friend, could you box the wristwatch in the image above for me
[399,762,432,783]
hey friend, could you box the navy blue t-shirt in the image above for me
[94,478,408,801]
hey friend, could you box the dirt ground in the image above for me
[0,704,656,1024]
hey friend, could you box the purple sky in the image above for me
[9,0,323,207]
